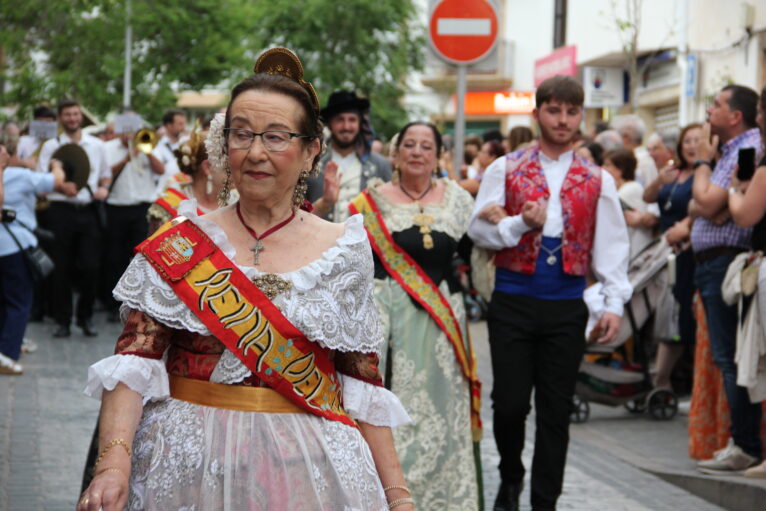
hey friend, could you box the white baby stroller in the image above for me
[572,237,679,423]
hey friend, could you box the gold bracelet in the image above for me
[94,438,131,468]
[388,497,415,509]
[96,466,128,478]
[383,485,411,494]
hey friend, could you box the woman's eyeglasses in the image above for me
[224,128,313,152]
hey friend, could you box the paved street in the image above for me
[471,321,728,511]
[0,314,730,511]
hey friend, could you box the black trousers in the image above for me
[46,202,103,326]
[488,291,587,511]
[105,203,150,311]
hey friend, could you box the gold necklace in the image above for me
[400,181,435,250]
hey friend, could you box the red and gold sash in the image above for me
[154,187,203,219]
[350,191,482,439]
[137,217,355,427]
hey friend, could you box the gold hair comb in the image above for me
[253,48,319,113]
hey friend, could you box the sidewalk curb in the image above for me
[571,425,766,511]
[651,470,766,511]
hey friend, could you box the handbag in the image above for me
[1,221,55,282]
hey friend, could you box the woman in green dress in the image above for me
[350,121,482,511]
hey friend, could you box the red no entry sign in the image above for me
[428,0,499,65]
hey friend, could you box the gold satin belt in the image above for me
[169,375,307,414]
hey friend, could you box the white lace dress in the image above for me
[85,201,410,511]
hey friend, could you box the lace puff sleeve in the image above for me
[84,309,173,404]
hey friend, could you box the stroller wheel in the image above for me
[464,296,483,323]
[571,395,590,424]
[647,388,678,420]
[624,399,646,414]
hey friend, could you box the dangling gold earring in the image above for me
[218,165,231,207]
[206,173,214,195]
[292,169,310,210]
[392,165,400,184]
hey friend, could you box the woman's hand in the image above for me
[0,145,9,171]
[77,465,130,511]
[624,210,643,227]
[665,219,691,246]
[322,161,341,206]
[658,163,679,185]
[730,173,751,194]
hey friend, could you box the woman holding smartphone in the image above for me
[728,89,766,478]
[643,124,702,391]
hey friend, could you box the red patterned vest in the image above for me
[494,146,602,276]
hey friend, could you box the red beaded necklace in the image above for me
[236,202,296,266]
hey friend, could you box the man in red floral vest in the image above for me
[468,76,631,511]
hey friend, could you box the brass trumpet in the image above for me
[134,128,158,154]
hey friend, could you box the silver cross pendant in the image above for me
[250,240,265,266]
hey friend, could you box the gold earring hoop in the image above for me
[392,165,401,184]
[292,169,310,210]
[218,165,231,207]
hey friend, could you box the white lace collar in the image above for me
[115,200,384,354]
[363,178,474,240]
[178,199,368,291]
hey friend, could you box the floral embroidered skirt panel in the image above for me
[127,399,387,511]
[374,278,480,511]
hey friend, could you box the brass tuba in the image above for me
[134,128,158,154]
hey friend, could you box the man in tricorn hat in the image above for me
[36,99,111,338]
[307,90,391,221]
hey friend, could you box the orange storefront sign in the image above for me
[453,91,536,115]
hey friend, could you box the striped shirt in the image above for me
[690,128,763,253]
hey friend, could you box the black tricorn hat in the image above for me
[320,90,370,123]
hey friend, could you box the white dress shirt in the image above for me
[331,149,363,223]
[634,146,658,187]
[468,150,632,316]
[152,136,180,176]
[36,133,110,204]
[618,180,661,259]
[152,135,180,194]
[104,138,158,205]
[17,135,46,164]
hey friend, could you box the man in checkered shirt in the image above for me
[691,84,763,474]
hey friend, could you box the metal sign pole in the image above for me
[123,0,132,109]
[453,64,467,179]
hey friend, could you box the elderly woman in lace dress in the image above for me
[350,121,482,511]
[77,48,414,511]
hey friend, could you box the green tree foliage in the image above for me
[251,0,426,137]
[1,0,257,123]
[1,0,424,136]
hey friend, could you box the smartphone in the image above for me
[737,147,756,181]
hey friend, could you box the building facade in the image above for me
[411,0,766,138]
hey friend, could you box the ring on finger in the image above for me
[80,497,90,505]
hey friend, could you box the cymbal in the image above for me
[52,143,90,190]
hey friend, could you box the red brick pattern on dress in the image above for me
[115,309,175,359]
[494,146,601,276]
[115,309,263,385]
[335,351,383,387]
